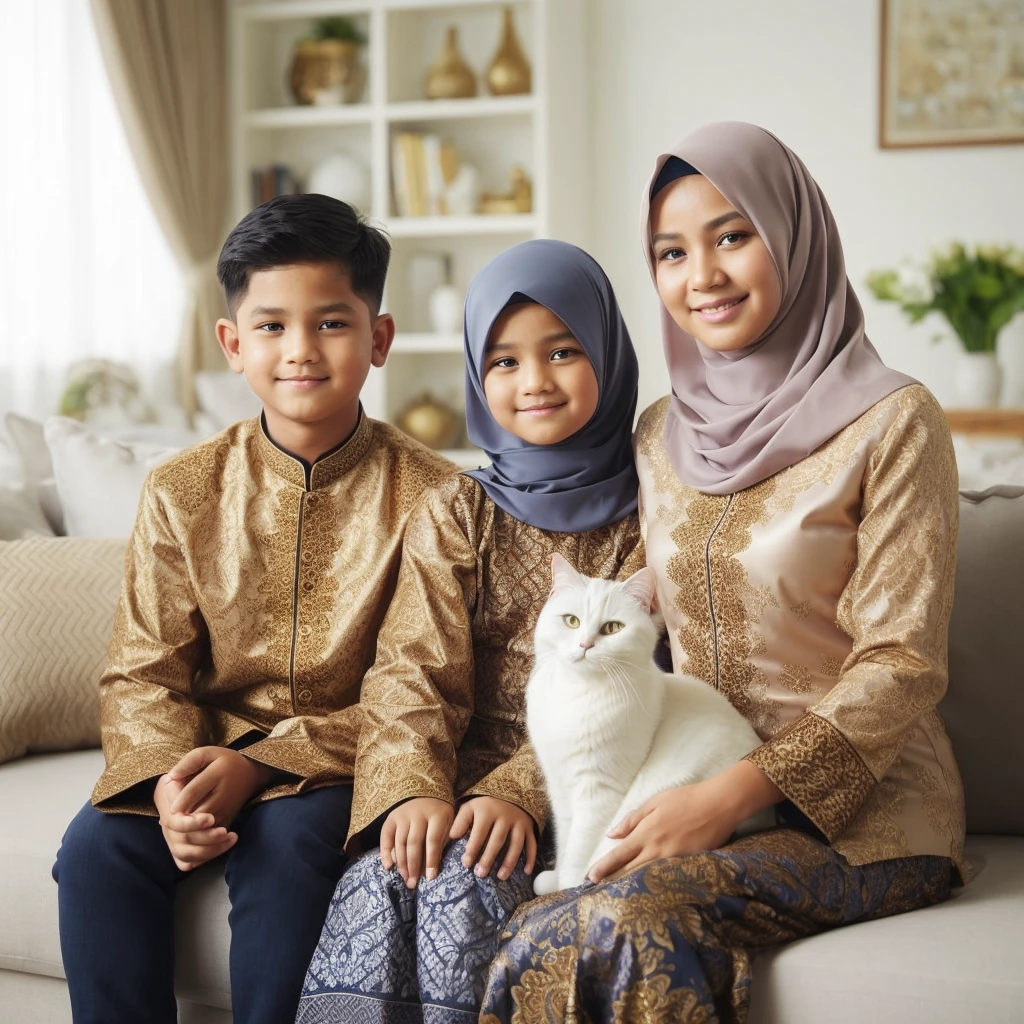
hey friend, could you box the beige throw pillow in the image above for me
[0,537,125,764]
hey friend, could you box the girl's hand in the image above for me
[587,760,782,882]
[380,797,455,888]
[450,796,538,881]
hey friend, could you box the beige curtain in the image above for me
[90,0,229,416]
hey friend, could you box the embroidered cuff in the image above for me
[745,712,877,842]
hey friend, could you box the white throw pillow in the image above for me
[0,482,55,540]
[194,371,261,430]
[3,413,64,534]
[44,418,180,538]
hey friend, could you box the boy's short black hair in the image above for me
[217,194,390,317]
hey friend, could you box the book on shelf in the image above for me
[391,133,459,217]
[250,164,300,208]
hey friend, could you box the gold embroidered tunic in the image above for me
[93,414,454,813]
[349,473,645,840]
[634,385,967,880]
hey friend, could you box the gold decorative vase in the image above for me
[396,393,463,450]
[290,39,367,105]
[425,26,477,100]
[486,7,531,96]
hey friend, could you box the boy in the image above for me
[53,194,454,1024]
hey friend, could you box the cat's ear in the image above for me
[621,566,657,613]
[550,553,584,593]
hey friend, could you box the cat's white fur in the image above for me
[526,554,773,895]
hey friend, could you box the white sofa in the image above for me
[1,408,1022,1022]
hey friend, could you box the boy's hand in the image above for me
[154,772,236,872]
[450,796,537,881]
[167,746,274,830]
[380,797,455,889]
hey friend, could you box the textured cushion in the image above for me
[747,836,1024,1024]
[0,538,125,764]
[43,418,178,538]
[3,414,63,535]
[942,487,1024,835]
[0,750,231,1011]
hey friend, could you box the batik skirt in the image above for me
[296,837,535,1024]
[479,828,952,1024]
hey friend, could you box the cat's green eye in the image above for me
[561,614,581,629]
[599,621,625,635]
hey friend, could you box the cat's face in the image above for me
[534,554,660,672]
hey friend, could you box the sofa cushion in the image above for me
[3,414,63,535]
[942,487,1024,835]
[0,750,231,1009]
[43,418,179,538]
[0,538,127,764]
[747,835,1024,1024]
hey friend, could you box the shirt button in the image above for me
[303,580,314,592]
[298,689,313,704]
[299,624,312,637]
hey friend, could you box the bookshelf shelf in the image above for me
[386,95,535,123]
[245,105,376,129]
[391,333,465,354]
[231,0,587,438]
[440,447,487,469]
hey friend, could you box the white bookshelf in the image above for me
[229,0,588,468]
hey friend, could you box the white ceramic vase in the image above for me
[429,283,464,334]
[955,351,1002,408]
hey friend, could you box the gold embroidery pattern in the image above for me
[635,385,967,876]
[94,417,454,812]
[481,828,951,1024]
[352,473,644,838]
[746,712,876,840]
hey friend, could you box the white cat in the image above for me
[526,554,774,895]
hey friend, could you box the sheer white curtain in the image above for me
[0,0,184,419]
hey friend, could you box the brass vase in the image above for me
[425,26,477,100]
[290,39,367,105]
[486,7,531,96]
[396,393,463,450]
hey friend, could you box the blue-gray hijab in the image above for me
[463,239,639,533]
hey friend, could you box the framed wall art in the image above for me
[880,0,1024,148]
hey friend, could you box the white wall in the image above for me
[584,0,1024,416]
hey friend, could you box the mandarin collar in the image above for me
[255,409,374,490]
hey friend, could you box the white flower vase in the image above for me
[954,351,1002,408]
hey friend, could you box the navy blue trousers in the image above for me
[53,784,352,1024]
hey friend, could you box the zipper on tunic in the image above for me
[288,469,312,710]
[704,494,733,690]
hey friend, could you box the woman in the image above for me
[480,121,966,1024]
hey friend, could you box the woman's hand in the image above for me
[450,796,538,881]
[380,797,455,888]
[587,760,782,882]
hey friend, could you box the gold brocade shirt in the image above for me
[349,473,645,839]
[635,385,968,881]
[93,414,454,813]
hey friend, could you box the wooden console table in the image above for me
[944,409,1024,437]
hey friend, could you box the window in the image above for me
[0,0,184,418]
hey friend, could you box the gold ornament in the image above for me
[290,38,366,105]
[486,7,531,96]
[425,26,477,100]
[480,166,533,215]
[396,393,463,450]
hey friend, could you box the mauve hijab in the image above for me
[641,121,916,495]
[464,239,639,532]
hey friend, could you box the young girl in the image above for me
[296,238,644,1023]
[479,122,966,1023]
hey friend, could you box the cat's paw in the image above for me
[533,870,559,896]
